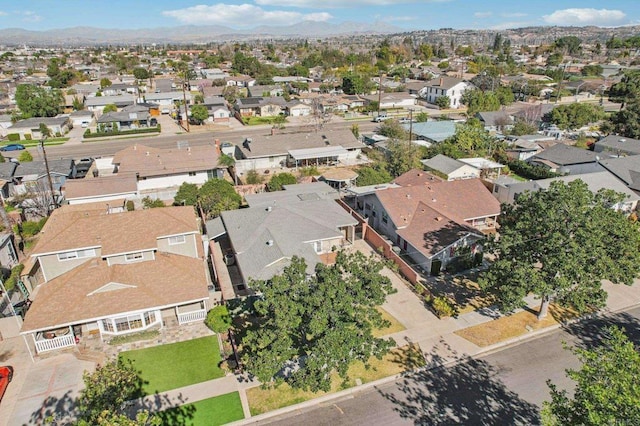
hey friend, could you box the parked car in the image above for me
[399,117,414,124]
[0,144,25,152]
[0,366,13,404]
[373,113,391,123]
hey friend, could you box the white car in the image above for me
[373,114,391,123]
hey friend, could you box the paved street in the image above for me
[11,117,381,161]
[253,306,640,426]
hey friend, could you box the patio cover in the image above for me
[288,146,348,161]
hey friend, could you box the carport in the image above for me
[288,146,348,168]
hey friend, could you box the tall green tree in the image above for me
[429,123,499,159]
[103,104,118,113]
[543,326,640,425]
[173,182,199,206]
[190,104,209,124]
[341,73,366,95]
[198,179,242,218]
[241,252,395,392]
[385,140,423,177]
[479,180,640,319]
[546,103,605,130]
[608,70,640,108]
[461,89,500,116]
[76,360,154,425]
[604,99,640,138]
[15,84,63,118]
[378,120,409,140]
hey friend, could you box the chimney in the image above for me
[145,151,150,156]
[271,127,275,136]
[439,77,443,87]
[133,144,137,150]
[215,138,221,154]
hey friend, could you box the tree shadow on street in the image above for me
[562,310,640,351]
[379,339,540,425]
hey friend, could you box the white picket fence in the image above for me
[177,309,206,325]
[35,334,76,353]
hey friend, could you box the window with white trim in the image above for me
[125,252,144,262]
[168,235,186,245]
[313,240,322,253]
[58,248,96,261]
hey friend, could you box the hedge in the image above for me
[7,134,20,141]
[4,264,25,292]
[83,125,161,139]
[507,160,562,180]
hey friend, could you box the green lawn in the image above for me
[158,392,245,426]
[119,336,224,394]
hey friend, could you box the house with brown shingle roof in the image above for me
[20,205,210,355]
[355,170,500,274]
[63,174,138,205]
[111,143,223,193]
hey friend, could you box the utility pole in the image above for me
[40,136,57,214]
[408,109,414,145]
[182,78,190,133]
[377,72,383,118]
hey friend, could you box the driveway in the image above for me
[0,336,94,426]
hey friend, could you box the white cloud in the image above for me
[255,0,447,7]
[474,12,492,18]
[162,4,332,27]
[385,15,418,22]
[543,8,626,26]
[21,11,42,23]
[0,11,7,17]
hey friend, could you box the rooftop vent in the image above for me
[266,206,272,212]
[266,240,274,246]
[620,138,627,143]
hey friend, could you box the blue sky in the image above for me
[1,1,639,31]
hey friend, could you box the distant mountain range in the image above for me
[0,21,404,46]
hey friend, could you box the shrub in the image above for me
[108,329,160,346]
[21,220,44,237]
[430,296,456,318]
[4,264,25,291]
[244,169,263,184]
[7,134,20,141]
[300,166,319,177]
[126,200,135,211]
[24,133,32,140]
[18,150,33,162]
[205,305,232,333]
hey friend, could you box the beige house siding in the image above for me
[37,248,102,282]
[157,234,199,258]
[106,250,155,266]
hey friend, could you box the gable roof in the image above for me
[222,186,355,281]
[244,182,339,207]
[31,205,199,257]
[595,135,640,156]
[21,252,208,333]
[63,175,138,199]
[530,143,598,166]
[421,154,470,175]
[10,116,69,129]
[375,177,501,227]
[598,155,640,190]
[112,143,219,178]
[424,76,467,90]
[396,202,476,257]
[236,129,364,160]
[393,169,443,187]
[14,159,74,178]
[504,171,640,203]
[476,110,513,126]
[405,121,456,143]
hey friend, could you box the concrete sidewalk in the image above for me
[126,258,640,424]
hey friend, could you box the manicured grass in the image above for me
[159,392,244,426]
[119,336,223,394]
[454,304,581,347]
[243,116,287,126]
[372,307,406,337]
[247,344,424,415]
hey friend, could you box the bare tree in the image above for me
[13,181,55,220]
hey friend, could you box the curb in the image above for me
[226,300,640,425]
